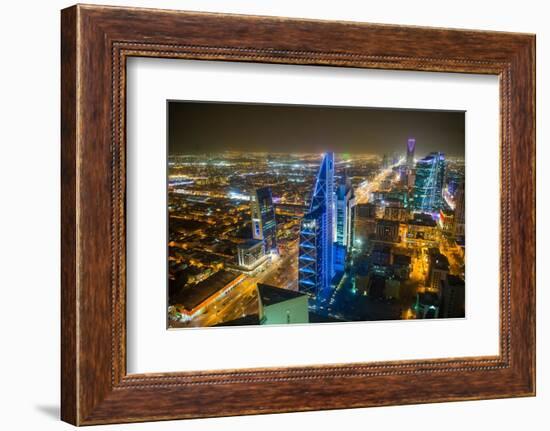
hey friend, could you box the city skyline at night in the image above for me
[168,101,465,157]
[167,101,465,328]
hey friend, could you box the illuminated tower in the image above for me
[251,187,277,253]
[335,179,355,251]
[406,138,416,169]
[334,179,355,273]
[298,152,335,303]
[413,152,446,213]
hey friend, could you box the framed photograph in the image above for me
[164,102,466,330]
[61,4,536,425]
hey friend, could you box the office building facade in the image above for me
[237,239,267,271]
[251,186,277,253]
[413,152,446,213]
[335,180,356,251]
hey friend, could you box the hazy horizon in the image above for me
[168,101,465,157]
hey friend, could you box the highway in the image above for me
[354,158,404,204]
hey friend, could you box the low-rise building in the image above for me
[257,283,309,325]
[169,270,245,321]
[415,292,440,319]
[439,208,455,234]
[406,213,438,245]
[375,219,400,243]
[384,205,410,222]
[236,239,269,273]
[393,254,412,280]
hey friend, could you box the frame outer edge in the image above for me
[500,35,536,397]
[61,4,536,424]
[531,35,537,396]
[520,34,536,395]
[61,5,79,426]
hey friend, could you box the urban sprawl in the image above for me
[168,138,465,328]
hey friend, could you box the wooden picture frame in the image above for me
[61,4,535,425]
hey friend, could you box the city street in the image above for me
[355,158,404,204]
[178,241,299,327]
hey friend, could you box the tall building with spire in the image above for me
[251,187,277,253]
[406,138,416,169]
[298,152,335,303]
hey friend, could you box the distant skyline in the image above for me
[168,101,465,157]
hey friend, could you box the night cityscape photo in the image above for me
[167,101,466,328]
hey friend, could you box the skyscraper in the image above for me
[334,179,355,273]
[251,187,277,253]
[406,138,416,169]
[298,152,335,303]
[453,180,465,240]
[335,179,356,251]
[413,152,446,213]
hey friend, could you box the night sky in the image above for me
[168,101,465,157]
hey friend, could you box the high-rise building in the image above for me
[440,275,465,318]
[251,186,277,253]
[406,138,416,169]
[335,179,356,251]
[426,248,450,292]
[298,152,335,303]
[453,180,465,240]
[334,179,354,273]
[297,208,324,298]
[413,152,446,213]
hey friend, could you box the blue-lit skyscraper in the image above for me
[298,152,335,303]
[413,152,446,213]
[251,187,277,253]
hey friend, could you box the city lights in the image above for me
[167,103,465,328]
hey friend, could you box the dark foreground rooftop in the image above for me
[257,283,307,307]
[170,270,240,311]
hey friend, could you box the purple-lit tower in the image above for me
[406,138,416,169]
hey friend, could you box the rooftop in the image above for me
[169,270,240,310]
[446,274,465,287]
[257,283,307,307]
[393,254,412,266]
[238,238,264,249]
[428,249,450,270]
[418,292,440,306]
[409,213,437,227]
[377,219,400,227]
